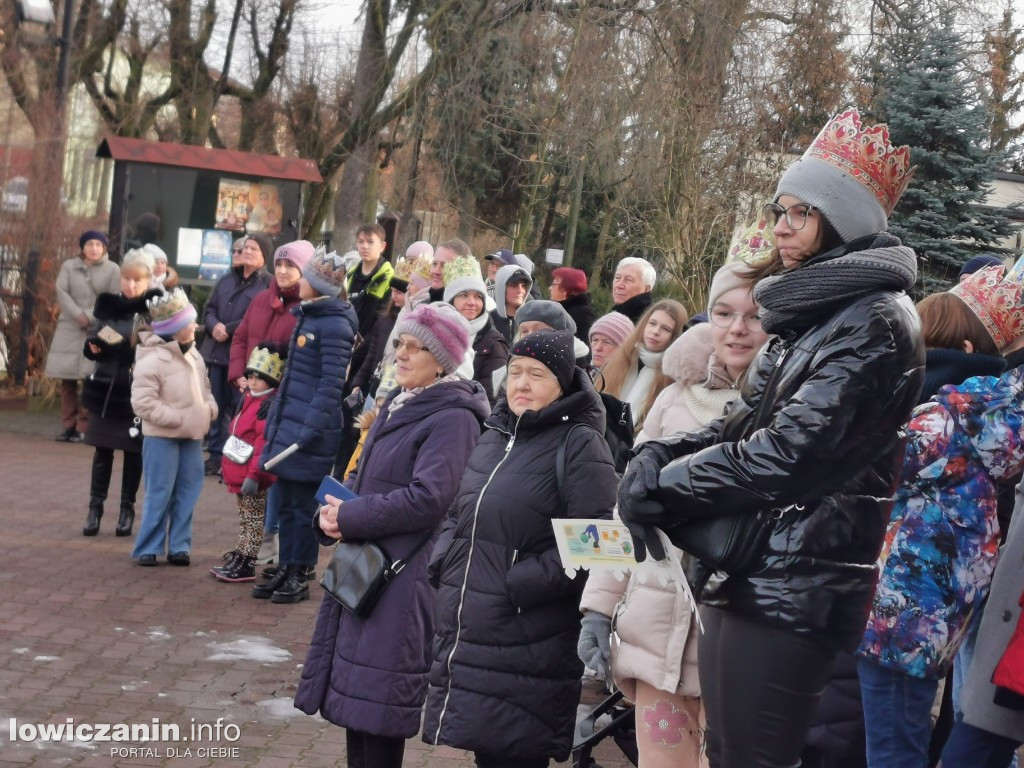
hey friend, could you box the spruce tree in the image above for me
[875,15,1016,292]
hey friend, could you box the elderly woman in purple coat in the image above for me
[294,302,490,768]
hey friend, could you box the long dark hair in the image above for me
[741,214,844,283]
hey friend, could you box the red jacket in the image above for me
[220,389,276,492]
[227,279,301,381]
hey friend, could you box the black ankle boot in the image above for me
[83,499,103,536]
[115,504,135,537]
[252,563,292,599]
[271,566,310,604]
[213,555,257,583]
[211,551,243,578]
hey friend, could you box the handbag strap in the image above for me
[388,527,436,577]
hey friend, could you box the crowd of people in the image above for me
[44,108,1024,768]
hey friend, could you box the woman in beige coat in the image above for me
[578,263,768,768]
[45,230,122,441]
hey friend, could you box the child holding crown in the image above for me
[130,287,217,567]
[210,344,285,583]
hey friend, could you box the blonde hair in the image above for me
[599,299,688,428]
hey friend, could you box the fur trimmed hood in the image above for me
[661,322,738,391]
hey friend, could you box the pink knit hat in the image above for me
[394,302,471,375]
[274,240,315,272]
[589,312,633,348]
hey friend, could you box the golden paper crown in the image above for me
[727,217,776,265]
[245,346,285,384]
[392,257,416,282]
[805,108,913,215]
[443,255,482,285]
[410,254,433,280]
[147,287,191,323]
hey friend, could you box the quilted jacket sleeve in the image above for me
[656,307,917,519]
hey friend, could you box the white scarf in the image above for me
[623,344,664,426]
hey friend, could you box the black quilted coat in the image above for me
[651,288,925,652]
[422,369,618,761]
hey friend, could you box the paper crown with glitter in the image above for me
[442,255,482,286]
[443,255,488,304]
[950,262,1024,352]
[776,108,913,243]
[244,345,286,385]
[805,109,912,215]
[147,287,196,336]
[727,217,776,266]
[302,246,347,298]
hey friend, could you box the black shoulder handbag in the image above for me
[667,503,800,576]
[319,529,434,618]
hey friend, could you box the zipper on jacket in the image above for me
[751,343,790,431]
[432,415,521,743]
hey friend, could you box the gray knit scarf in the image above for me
[753,234,917,334]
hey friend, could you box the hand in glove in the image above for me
[578,610,613,683]
[240,477,259,496]
[623,521,667,564]
[621,446,666,502]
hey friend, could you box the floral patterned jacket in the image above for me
[858,368,1024,679]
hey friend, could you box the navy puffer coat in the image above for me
[260,297,357,482]
[294,378,490,738]
[422,368,617,762]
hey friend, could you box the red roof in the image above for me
[96,136,323,183]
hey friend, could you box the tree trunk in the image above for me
[333,0,392,253]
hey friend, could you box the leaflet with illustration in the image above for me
[551,519,639,573]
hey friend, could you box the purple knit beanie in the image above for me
[274,240,315,272]
[394,302,471,375]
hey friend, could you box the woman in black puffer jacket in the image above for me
[618,109,926,768]
[423,331,617,767]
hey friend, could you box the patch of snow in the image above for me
[206,637,291,663]
[256,698,305,719]
[32,656,59,662]
[146,627,170,640]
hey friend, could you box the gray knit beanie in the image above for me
[513,300,577,335]
[774,156,887,243]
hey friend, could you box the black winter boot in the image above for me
[116,452,141,537]
[213,555,257,583]
[271,566,310,604]
[210,551,243,578]
[252,563,291,599]
[84,449,114,536]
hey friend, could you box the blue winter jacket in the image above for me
[260,297,358,482]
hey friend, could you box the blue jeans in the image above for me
[263,482,280,534]
[858,657,938,768]
[276,479,319,567]
[941,720,1020,767]
[131,437,204,558]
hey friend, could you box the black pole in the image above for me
[13,248,39,384]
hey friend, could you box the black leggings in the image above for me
[344,729,404,768]
[698,606,836,768]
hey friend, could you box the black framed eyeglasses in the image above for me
[763,202,817,231]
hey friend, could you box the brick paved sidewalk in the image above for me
[0,411,633,767]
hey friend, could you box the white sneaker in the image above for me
[255,532,278,565]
